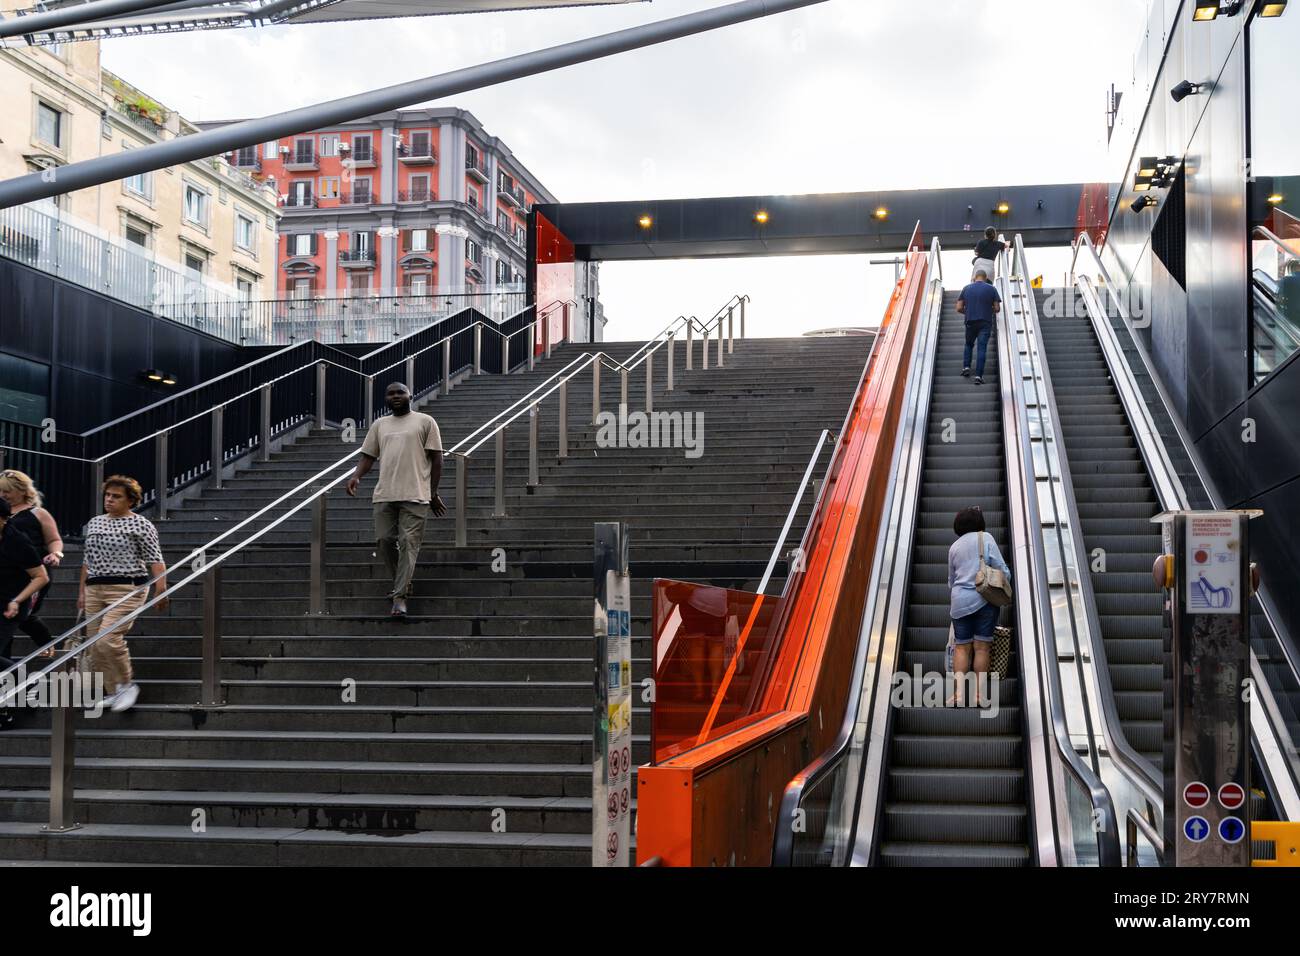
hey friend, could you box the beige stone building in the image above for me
[0,19,279,301]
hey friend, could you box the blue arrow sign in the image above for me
[1218,817,1246,844]
[1184,816,1210,843]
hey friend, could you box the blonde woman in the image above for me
[0,469,64,653]
[79,475,168,712]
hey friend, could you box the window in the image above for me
[409,274,429,297]
[183,184,209,227]
[290,179,313,206]
[347,273,370,295]
[235,213,255,251]
[123,159,153,200]
[292,138,314,165]
[351,134,373,163]
[36,102,62,149]
[513,225,526,248]
[320,134,339,157]
[351,178,372,204]
[352,230,374,255]
[184,252,205,278]
[263,139,279,160]
[236,276,255,301]
[318,177,339,200]
[409,130,431,156]
[291,233,315,257]
[497,210,511,232]
[407,228,430,253]
[468,189,480,210]
[466,143,480,170]
[124,224,150,248]
[292,277,313,300]
[497,171,512,193]
[466,238,481,263]
[0,353,50,427]
[408,174,430,201]
[234,146,258,167]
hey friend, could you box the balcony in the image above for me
[231,151,261,172]
[283,149,318,172]
[339,249,376,268]
[339,191,373,206]
[282,193,316,208]
[398,189,434,203]
[399,144,437,165]
[466,155,490,183]
[115,100,167,138]
[345,145,376,169]
[499,186,526,210]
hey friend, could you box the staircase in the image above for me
[0,334,871,865]
[877,291,1031,867]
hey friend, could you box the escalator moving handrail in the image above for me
[999,245,1120,866]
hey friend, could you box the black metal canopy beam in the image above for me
[536,182,1089,260]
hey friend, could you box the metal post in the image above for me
[645,352,654,414]
[528,324,536,372]
[309,493,327,615]
[210,406,224,490]
[702,328,710,370]
[544,311,552,360]
[717,313,725,367]
[592,360,602,424]
[406,355,416,396]
[667,332,676,391]
[528,404,540,488]
[558,380,569,459]
[727,306,734,354]
[502,332,511,376]
[493,429,507,517]
[563,302,571,344]
[455,455,468,548]
[620,369,628,408]
[315,362,327,429]
[442,338,451,396]
[740,298,746,338]
[44,658,79,833]
[155,430,169,520]
[359,376,370,428]
[259,383,272,462]
[686,321,694,371]
[474,325,482,374]
[201,564,226,706]
[90,459,104,523]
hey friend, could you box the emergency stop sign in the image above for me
[1183,782,1211,808]
[1218,783,1245,810]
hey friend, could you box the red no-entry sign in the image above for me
[1218,783,1245,810]
[1184,782,1211,808]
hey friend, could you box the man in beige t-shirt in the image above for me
[346,382,445,618]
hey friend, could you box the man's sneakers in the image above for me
[390,597,408,620]
[107,682,140,713]
[973,375,985,385]
[960,367,971,377]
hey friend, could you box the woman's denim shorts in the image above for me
[952,602,999,645]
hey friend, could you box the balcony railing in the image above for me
[339,249,376,267]
[283,193,316,208]
[398,189,434,203]
[347,147,375,167]
[466,155,490,182]
[231,152,261,172]
[284,150,318,171]
[399,144,437,164]
[114,101,167,137]
[339,191,373,206]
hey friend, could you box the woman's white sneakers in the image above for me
[106,682,140,713]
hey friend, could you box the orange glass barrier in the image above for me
[650,580,781,763]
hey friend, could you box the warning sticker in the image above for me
[1186,514,1241,616]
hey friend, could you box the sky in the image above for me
[102,0,1150,340]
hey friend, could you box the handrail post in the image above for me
[493,428,507,517]
[155,431,169,520]
[528,323,536,372]
[740,297,746,338]
[686,321,694,371]
[358,376,369,429]
[716,313,725,367]
[528,403,540,487]
[727,305,734,354]
[620,369,628,408]
[501,332,510,376]
[702,327,710,370]
[544,311,552,359]
[90,459,104,523]
[259,382,272,462]
[406,355,416,396]
[592,360,602,424]
[558,380,568,459]
[209,406,223,490]
[315,362,327,429]
[455,455,468,547]
[309,492,327,615]
[442,338,451,396]
[667,333,676,391]
[473,324,482,374]
[45,658,79,833]
[645,351,654,413]
[201,564,226,706]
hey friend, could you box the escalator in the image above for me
[875,290,1031,866]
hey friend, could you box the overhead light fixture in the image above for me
[1138,157,1160,177]
[754,210,770,225]
[993,201,1010,215]
[1260,0,1287,15]
[1193,0,1219,19]
[1267,193,1285,206]
[637,214,653,229]
[1171,80,1204,102]
[139,369,164,382]
[1132,195,1158,213]
[162,373,178,386]
[1134,177,1152,192]
[873,206,889,221]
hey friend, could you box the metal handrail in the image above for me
[1126,807,1163,867]
[1253,224,1300,260]
[756,428,833,595]
[769,236,936,867]
[997,242,1121,866]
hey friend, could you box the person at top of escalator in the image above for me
[956,272,1001,385]
[971,227,1005,282]
[948,506,1010,706]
